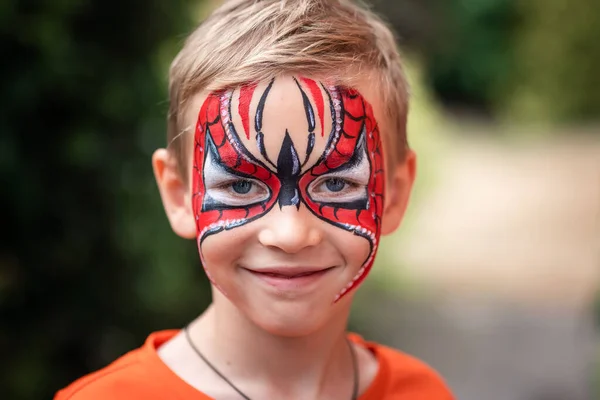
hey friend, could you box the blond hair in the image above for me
[168,0,409,180]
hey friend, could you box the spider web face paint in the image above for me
[298,86,385,301]
[192,78,385,302]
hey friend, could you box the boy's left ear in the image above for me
[381,150,417,235]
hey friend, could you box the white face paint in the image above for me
[202,146,270,208]
[307,141,370,204]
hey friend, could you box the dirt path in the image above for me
[394,133,600,309]
[357,132,600,399]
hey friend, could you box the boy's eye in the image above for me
[222,179,267,198]
[201,146,270,207]
[205,178,270,207]
[324,178,347,192]
[308,176,367,205]
[231,180,253,194]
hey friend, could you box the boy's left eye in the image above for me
[320,178,352,192]
[308,176,367,204]
[323,178,348,192]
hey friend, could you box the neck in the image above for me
[188,291,355,398]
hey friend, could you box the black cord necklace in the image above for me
[183,325,359,400]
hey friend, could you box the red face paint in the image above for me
[192,77,385,301]
[300,78,325,136]
[238,83,257,139]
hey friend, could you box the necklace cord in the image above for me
[347,336,359,400]
[183,325,359,400]
[184,325,251,400]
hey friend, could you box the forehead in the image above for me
[183,75,390,167]
[230,77,332,169]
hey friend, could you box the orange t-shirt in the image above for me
[55,330,454,400]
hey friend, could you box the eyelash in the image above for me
[215,177,362,189]
[204,178,270,207]
[313,177,362,191]
[216,179,259,193]
[207,176,365,208]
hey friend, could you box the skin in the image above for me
[152,75,416,399]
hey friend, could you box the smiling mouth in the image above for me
[254,268,334,279]
[241,266,335,288]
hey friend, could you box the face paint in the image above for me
[192,77,385,302]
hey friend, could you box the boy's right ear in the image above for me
[152,149,196,239]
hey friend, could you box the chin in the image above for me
[246,294,352,337]
[254,312,327,337]
[244,298,332,337]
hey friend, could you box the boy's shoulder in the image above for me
[54,330,202,400]
[54,347,149,400]
[55,330,454,400]
[351,334,455,399]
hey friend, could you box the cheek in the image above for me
[329,227,372,269]
[199,230,247,277]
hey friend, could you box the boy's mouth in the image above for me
[244,266,334,278]
[241,266,335,289]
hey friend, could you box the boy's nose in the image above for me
[257,205,322,254]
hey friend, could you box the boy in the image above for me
[56,0,454,398]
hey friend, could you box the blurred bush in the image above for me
[0,1,210,399]
[373,0,519,116]
[374,0,600,123]
[506,0,600,122]
[423,0,518,116]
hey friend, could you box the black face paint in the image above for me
[294,77,317,167]
[276,131,301,209]
[255,78,276,169]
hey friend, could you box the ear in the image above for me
[152,149,196,239]
[381,149,417,235]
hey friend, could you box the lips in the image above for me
[245,267,333,278]
[242,266,335,290]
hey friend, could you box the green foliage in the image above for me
[0,1,209,399]
[377,0,600,123]
[506,0,600,122]
[421,0,519,115]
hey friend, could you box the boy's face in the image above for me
[155,75,415,336]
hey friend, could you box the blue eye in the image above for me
[325,178,346,192]
[308,176,367,205]
[231,180,252,194]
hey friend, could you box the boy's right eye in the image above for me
[231,180,253,194]
[202,151,271,206]
[206,178,270,207]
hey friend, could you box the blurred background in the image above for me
[1,0,598,399]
